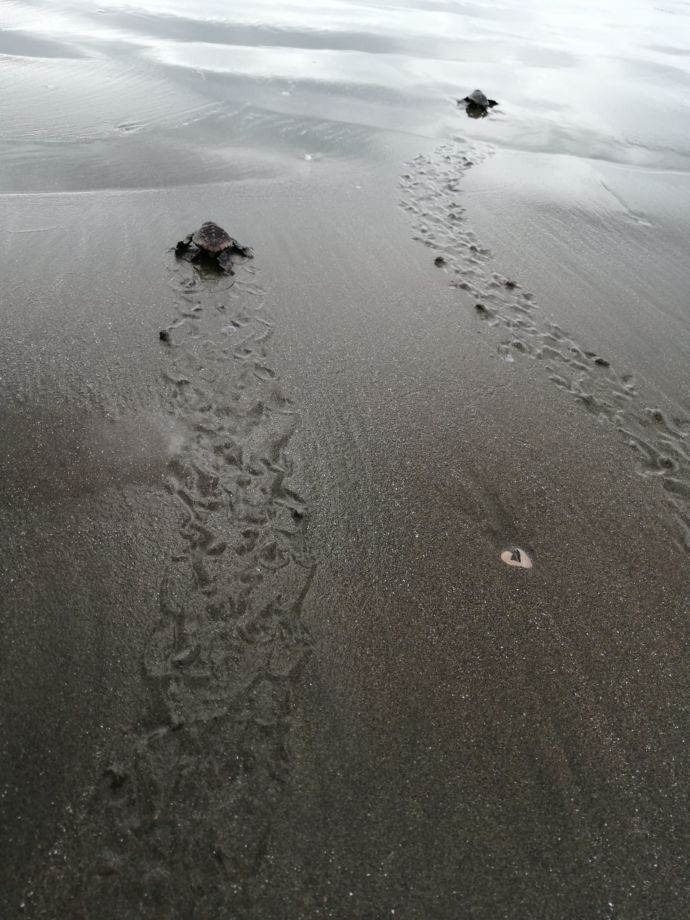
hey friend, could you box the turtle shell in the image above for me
[467,89,489,107]
[192,221,235,253]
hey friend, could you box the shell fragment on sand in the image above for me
[501,547,533,569]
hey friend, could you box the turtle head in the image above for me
[465,102,488,119]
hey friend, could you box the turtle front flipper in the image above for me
[175,234,193,256]
[488,99,498,107]
[216,249,236,273]
[230,239,253,258]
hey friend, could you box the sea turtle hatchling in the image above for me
[458,89,498,118]
[175,221,253,272]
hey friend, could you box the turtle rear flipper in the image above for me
[488,99,498,107]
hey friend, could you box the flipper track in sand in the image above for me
[29,256,315,919]
[401,144,690,554]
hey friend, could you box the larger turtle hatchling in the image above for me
[175,221,253,272]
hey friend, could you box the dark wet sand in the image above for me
[1,1,690,918]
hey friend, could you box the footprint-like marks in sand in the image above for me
[401,145,690,554]
[32,258,314,918]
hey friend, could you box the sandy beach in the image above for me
[1,1,689,917]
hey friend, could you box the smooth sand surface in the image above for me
[1,1,689,917]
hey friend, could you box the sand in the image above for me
[1,1,689,918]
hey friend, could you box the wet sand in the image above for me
[1,1,689,918]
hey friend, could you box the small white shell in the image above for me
[501,547,533,569]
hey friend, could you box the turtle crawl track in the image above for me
[29,255,314,918]
[401,143,690,555]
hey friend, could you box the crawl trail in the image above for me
[401,143,690,554]
[31,256,314,919]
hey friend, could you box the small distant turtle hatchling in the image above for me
[175,221,252,272]
[458,89,498,118]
